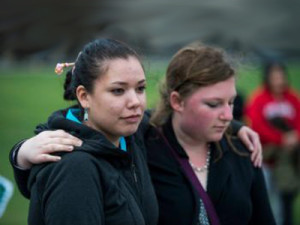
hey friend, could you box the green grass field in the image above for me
[0,61,300,224]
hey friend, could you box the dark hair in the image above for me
[263,61,288,89]
[63,38,142,101]
[150,43,235,126]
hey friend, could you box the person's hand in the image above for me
[237,126,262,167]
[17,130,82,169]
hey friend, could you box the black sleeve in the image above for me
[9,106,75,199]
[29,152,104,225]
[9,121,50,199]
[230,119,244,135]
[34,122,50,134]
[9,139,31,199]
[249,168,276,225]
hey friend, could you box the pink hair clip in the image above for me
[55,62,75,75]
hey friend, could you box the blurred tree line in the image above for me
[1,0,299,62]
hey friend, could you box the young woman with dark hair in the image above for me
[11,38,159,225]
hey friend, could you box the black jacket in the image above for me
[24,109,158,225]
[145,118,276,225]
[10,110,252,225]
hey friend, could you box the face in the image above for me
[80,56,146,144]
[268,67,287,95]
[175,77,236,143]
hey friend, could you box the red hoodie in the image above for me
[244,86,300,146]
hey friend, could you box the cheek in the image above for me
[139,94,146,110]
[181,107,212,133]
[107,102,126,117]
[91,96,123,119]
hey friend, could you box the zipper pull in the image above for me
[132,163,138,183]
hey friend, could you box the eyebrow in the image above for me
[203,94,237,101]
[111,79,146,85]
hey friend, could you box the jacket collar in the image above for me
[207,138,234,204]
[161,116,188,158]
[46,107,133,159]
[161,116,230,159]
[161,116,232,203]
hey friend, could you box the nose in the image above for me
[220,104,233,121]
[127,90,142,108]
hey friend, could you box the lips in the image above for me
[122,115,141,123]
[214,125,229,132]
[215,126,226,129]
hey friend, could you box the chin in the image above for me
[120,126,139,137]
[209,133,224,142]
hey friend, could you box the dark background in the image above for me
[1,0,300,62]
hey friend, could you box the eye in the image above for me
[136,85,146,93]
[111,88,125,95]
[229,98,235,107]
[206,102,220,108]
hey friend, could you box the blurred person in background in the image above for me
[9,43,275,225]
[245,61,300,225]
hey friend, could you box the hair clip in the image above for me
[55,62,75,75]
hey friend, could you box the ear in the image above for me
[170,91,184,112]
[76,85,90,108]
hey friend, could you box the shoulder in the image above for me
[134,110,157,149]
[285,89,300,102]
[57,150,97,168]
[247,88,269,105]
[30,151,100,185]
[27,150,108,202]
[217,137,257,180]
[136,110,152,135]
[228,136,250,154]
[220,136,252,165]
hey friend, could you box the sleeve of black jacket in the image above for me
[9,139,31,198]
[249,168,276,225]
[230,119,244,135]
[8,121,51,199]
[28,151,104,225]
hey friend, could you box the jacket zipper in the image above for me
[131,162,138,183]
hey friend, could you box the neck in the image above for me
[172,115,210,168]
[172,115,207,154]
[272,92,284,100]
[84,121,120,147]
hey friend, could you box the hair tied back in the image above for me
[55,62,75,75]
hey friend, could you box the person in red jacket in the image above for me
[245,61,300,225]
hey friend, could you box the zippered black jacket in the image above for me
[24,108,158,225]
[10,109,247,225]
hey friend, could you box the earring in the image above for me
[84,108,88,121]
